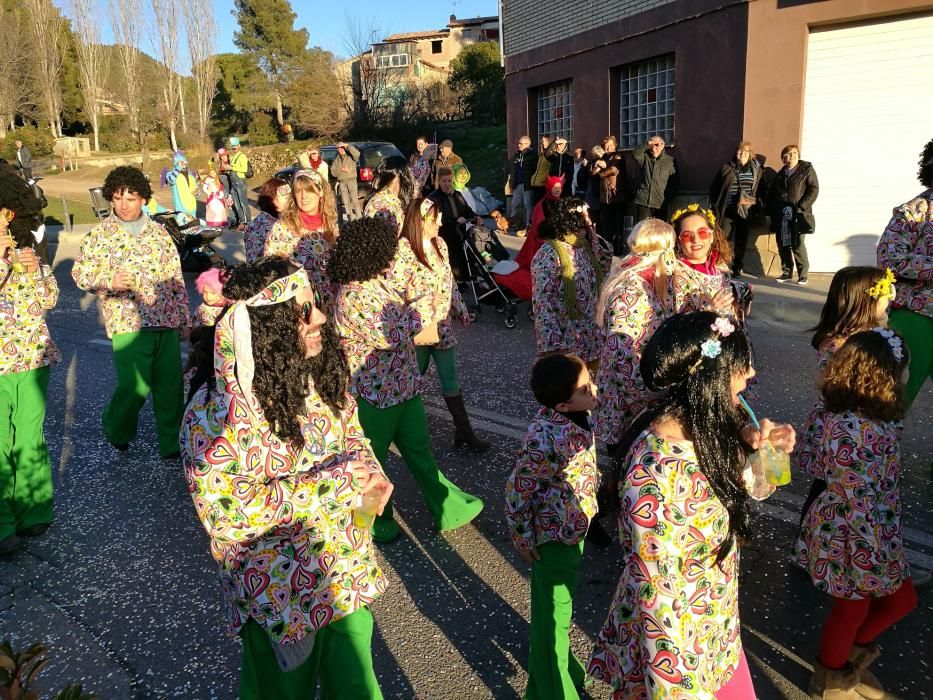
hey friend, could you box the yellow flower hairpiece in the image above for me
[866,268,896,300]
[671,203,716,228]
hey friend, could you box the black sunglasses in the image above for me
[300,290,324,323]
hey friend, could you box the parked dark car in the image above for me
[274,141,405,204]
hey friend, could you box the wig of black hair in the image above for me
[327,216,398,284]
[615,311,753,563]
[102,165,153,202]
[185,324,219,404]
[537,197,589,241]
[372,155,416,208]
[0,165,43,250]
[918,137,933,188]
[530,353,586,408]
[221,257,349,446]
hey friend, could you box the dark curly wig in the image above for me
[614,311,753,564]
[537,197,589,241]
[102,165,153,202]
[918,137,933,188]
[222,257,349,446]
[822,329,908,422]
[327,216,398,284]
[372,155,416,209]
[0,165,43,249]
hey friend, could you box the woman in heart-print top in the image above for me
[588,312,795,699]
[180,258,393,696]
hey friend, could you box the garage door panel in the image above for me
[801,13,933,271]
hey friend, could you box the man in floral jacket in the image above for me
[72,166,191,458]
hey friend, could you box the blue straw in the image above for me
[738,394,761,430]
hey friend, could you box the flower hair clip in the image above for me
[689,316,736,373]
[873,327,904,362]
[866,268,896,300]
[671,203,716,228]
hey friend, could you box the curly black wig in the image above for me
[221,256,349,446]
[537,197,589,241]
[614,311,754,564]
[102,165,153,202]
[0,165,43,249]
[918,137,933,188]
[327,216,398,284]
[372,155,416,209]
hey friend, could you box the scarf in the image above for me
[300,209,323,232]
[549,233,604,320]
[308,156,323,171]
[680,250,720,276]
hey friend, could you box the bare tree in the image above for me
[181,0,218,141]
[24,0,67,137]
[0,5,32,138]
[69,0,106,151]
[108,0,143,140]
[341,13,398,130]
[150,0,181,151]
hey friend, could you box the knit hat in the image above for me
[440,139,453,149]
[229,137,240,147]
[195,267,228,296]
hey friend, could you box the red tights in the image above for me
[819,579,917,669]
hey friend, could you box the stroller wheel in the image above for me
[504,315,517,329]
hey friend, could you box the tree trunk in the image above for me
[140,131,150,173]
[177,75,187,135]
[91,113,100,152]
[169,127,178,153]
[275,93,284,127]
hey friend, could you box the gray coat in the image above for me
[332,144,360,182]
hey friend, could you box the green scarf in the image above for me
[548,233,604,320]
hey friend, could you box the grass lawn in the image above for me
[43,197,100,226]
[442,125,507,195]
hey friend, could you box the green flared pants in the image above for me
[889,308,932,409]
[526,540,587,700]
[0,366,53,540]
[240,607,382,700]
[103,330,183,457]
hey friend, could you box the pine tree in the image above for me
[232,0,309,127]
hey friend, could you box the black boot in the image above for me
[444,393,491,453]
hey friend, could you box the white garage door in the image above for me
[801,13,933,271]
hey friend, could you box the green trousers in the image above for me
[240,607,383,700]
[0,367,53,540]
[355,395,483,532]
[889,309,933,408]
[103,330,183,457]
[526,541,587,700]
[416,345,460,396]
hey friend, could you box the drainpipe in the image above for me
[498,0,505,67]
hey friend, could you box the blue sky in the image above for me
[66,0,498,66]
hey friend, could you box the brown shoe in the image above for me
[808,660,861,699]
[849,643,886,699]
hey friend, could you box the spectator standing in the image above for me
[228,137,252,228]
[583,146,605,227]
[431,139,463,191]
[410,135,437,196]
[430,166,483,280]
[530,135,553,204]
[332,142,362,222]
[544,136,574,196]
[769,144,819,285]
[507,135,537,229]
[709,141,763,276]
[632,135,679,222]
[572,147,588,198]
[14,140,32,181]
[304,146,329,183]
[592,136,628,255]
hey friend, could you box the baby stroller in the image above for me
[455,221,525,329]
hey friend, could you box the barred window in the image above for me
[536,80,573,143]
[619,55,675,148]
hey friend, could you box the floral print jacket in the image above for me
[589,432,741,699]
[363,190,405,236]
[72,216,191,338]
[395,238,468,351]
[504,408,599,555]
[531,238,610,362]
[794,412,908,599]
[0,258,60,376]
[243,211,277,264]
[878,189,933,318]
[180,309,387,644]
[264,221,337,310]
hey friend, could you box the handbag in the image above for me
[736,192,756,220]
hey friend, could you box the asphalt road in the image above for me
[1,236,930,700]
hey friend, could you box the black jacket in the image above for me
[709,159,762,218]
[544,144,574,191]
[769,160,819,234]
[632,144,678,209]
[430,189,476,278]
[509,148,538,189]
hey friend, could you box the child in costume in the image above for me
[504,353,599,699]
[201,163,230,228]
[0,174,61,556]
[72,166,191,457]
[180,258,392,699]
[194,267,230,327]
[329,217,484,544]
[794,329,916,700]
[531,197,610,364]
[244,178,291,264]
